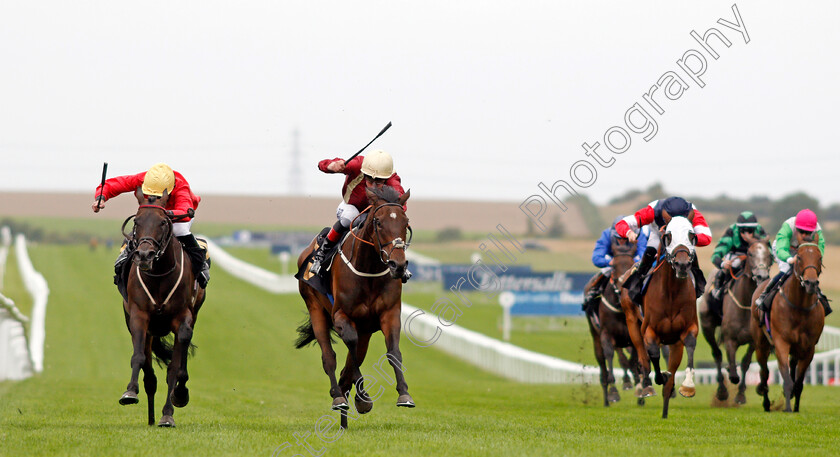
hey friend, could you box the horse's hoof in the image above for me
[634,383,644,398]
[396,394,415,408]
[716,387,729,401]
[608,386,621,403]
[355,395,373,414]
[171,387,189,408]
[642,386,657,398]
[158,415,175,427]
[735,392,747,405]
[622,381,634,391]
[637,397,645,406]
[756,385,768,396]
[331,397,349,411]
[678,386,696,398]
[655,371,671,386]
[119,391,139,405]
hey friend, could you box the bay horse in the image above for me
[296,186,413,429]
[699,239,771,404]
[750,237,825,412]
[119,187,205,427]
[585,237,643,407]
[621,216,699,418]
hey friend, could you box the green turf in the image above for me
[2,244,840,456]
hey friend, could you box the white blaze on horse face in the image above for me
[664,216,696,255]
[390,212,397,219]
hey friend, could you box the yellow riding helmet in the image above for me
[361,150,394,180]
[142,163,176,197]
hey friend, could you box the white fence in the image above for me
[0,227,36,381]
[209,241,840,386]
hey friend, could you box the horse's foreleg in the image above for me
[624,310,651,396]
[736,344,754,405]
[380,308,413,407]
[600,333,620,404]
[120,311,149,406]
[678,332,697,398]
[141,335,156,426]
[793,351,814,413]
[644,327,664,386]
[171,314,193,409]
[591,328,609,407]
[774,340,794,412]
[662,341,684,419]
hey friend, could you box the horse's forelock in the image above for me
[369,185,401,204]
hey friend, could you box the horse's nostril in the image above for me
[388,260,397,269]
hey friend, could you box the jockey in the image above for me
[92,163,210,288]
[615,196,712,304]
[708,211,766,307]
[309,150,411,282]
[581,216,649,314]
[755,209,831,315]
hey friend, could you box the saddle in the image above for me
[295,227,345,302]
[114,237,210,302]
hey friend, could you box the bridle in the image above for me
[793,243,822,288]
[121,205,174,265]
[350,202,413,266]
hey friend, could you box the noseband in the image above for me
[667,245,695,270]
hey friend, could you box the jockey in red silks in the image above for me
[615,196,712,303]
[92,163,209,288]
[309,150,411,282]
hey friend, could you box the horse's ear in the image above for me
[662,232,672,248]
[687,209,695,223]
[398,189,410,206]
[160,188,170,207]
[366,186,379,205]
[134,186,145,204]
[662,209,672,225]
[688,232,697,246]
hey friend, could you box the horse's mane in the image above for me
[368,185,401,204]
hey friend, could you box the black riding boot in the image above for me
[756,270,787,312]
[624,246,657,304]
[819,292,833,316]
[710,268,728,303]
[310,238,338,275]
[691,256,706,299]
[177,234,209,288]
[582,273,609,313]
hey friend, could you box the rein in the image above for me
[342,202,413,277]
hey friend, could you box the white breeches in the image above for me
[173,220,192,237]
[771,240,792,274]
[336,201,360,228]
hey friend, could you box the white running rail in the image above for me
[209,241,840,386]
[0,227,36,381]
[15,234,49,374]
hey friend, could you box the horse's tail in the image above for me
[294,316,335,349]
[151,335,197,366]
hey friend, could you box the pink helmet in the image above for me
[794,209,818,232]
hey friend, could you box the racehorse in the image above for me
[119,187,206,427]
[296,186,413,429]
[699,239,771,404]
[621,216,699,418]
[750,237,825,412]
[585,237,644,407]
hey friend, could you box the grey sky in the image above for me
[1,1,838,206]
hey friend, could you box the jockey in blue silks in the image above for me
[582,216,649,314]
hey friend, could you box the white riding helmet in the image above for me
[142,163,176,197]
[361,150,394,180]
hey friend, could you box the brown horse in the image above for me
[119,188,206,427]
[585,238,643,407]
[296,186,413,429]
[699,239,771,404]
[750,238,825,412]
[621,216,699,418]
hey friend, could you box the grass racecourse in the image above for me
[2,241,840,456]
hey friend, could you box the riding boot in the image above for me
[756,270,787,313]
[177,234,209,288]
[113,241,131,300]
[624,246,657,304]
[691,256,706,299]
[710,269,727,303]
[310,221,347,275]
[582,273,609,313]
[819,291,833,316]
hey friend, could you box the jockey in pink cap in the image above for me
[755,209,831,315]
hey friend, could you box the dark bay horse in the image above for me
[621,216,699,418]
[296,186,413,429]
[119,188,206,427]
[751,239,825,412]
[585,238,643,407]
[699,239,771,404]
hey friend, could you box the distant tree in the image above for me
[824,203,840,222]
[547,215,565,238]
[436,227,463,242]
[770,192,821,232]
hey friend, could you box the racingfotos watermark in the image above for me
[403,3,750,349]
[520,4,749,232]
[271,353,406,457]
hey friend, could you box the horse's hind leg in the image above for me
[120,311,149,406]
[380,308,414,408]
[617,348,633,390]
[600,334,620,404]
[774,340,794,412]
[753,337,772,412]
[142,336,157,426]
[338,333,373,414]
[793,352,814,412]
[701,310,727,400]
